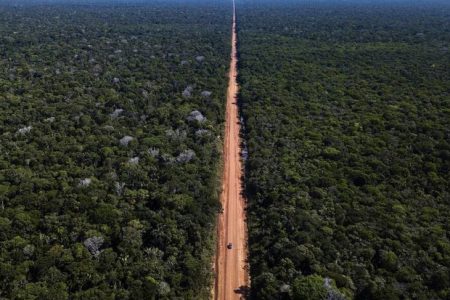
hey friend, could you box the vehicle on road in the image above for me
[227,243,233,249]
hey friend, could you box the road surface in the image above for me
[215,0,249,299]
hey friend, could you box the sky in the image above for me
[1,0,449,5]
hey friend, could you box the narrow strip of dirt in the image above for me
[215,0,249,299]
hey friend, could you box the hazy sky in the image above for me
[1,0,449,5]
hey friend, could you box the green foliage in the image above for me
[292,275,327,300]
[0,2,230,298]
[237,2,450,299]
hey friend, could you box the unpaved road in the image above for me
[215,0,249,299]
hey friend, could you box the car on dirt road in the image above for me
[227,243,233,249]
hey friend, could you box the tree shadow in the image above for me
[234,285,250,298]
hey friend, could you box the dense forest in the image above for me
[0,2,230,298]
[2,0,450,299]
[237,2,450,299]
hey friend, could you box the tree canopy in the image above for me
[237,2,450,299]
[0,2,231,298]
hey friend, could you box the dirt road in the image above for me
[215,0,249,299]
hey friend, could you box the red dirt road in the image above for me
[215,1,249,299]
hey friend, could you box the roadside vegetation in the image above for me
[237,2,450,299]
[0,2,230,298]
